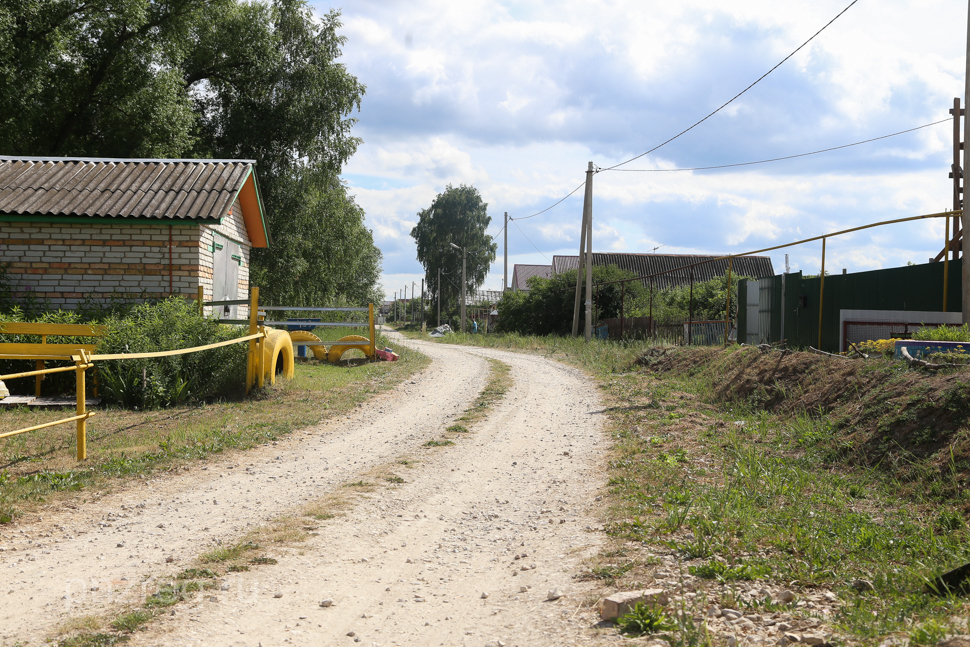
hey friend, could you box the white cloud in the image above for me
[312,0,970,291]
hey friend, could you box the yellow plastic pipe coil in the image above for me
[260,328,295,384]
[288,331,329,361]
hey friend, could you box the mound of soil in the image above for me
[638,346,970,498]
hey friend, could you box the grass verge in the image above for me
[0,337,428,522]
[407,331,970,644]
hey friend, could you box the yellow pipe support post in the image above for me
[198,285,205,317]
[369,303,376,359]
[818,237,826,350]
[76,350,87,461]
[944,220,951,312]
[247,287,259,394]
[723,256,733,347]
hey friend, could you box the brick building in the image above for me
[0,157,269,317]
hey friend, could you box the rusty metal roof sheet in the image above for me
[552,253,775,290]
[0,157,255,221]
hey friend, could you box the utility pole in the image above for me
[403,285,407,324]
[411,281,415,324]
[964,0,970,325]
[572,165,592,337]
[504,211,508,291]
[437,267,441,327]
[584,163,594,342]
[461,248,467,333]
[394,291,397,322]
[420,279,424,329]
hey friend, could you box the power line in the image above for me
[607,118,951,172]
[599,0,860,172]
[515,180,586,220]
[510,218,550,262]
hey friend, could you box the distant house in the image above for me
[0,156,270,317]
[510,264,553,291]
[551,253,774,290]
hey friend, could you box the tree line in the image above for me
[0,0,381,307]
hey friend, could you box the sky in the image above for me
[309,0,970,298]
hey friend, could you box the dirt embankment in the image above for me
[639,345,970,497]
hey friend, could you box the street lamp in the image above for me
[449,243,467,333]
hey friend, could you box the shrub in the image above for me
[0,308,95,395]
[96,297,248,408]
[913,324,970,343]
[496,265,644,336]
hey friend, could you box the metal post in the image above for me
[945,222,951,312]
[198,285,204,317]
[723,256,733,346]
[75,350,87,461]
[572,177,589,337]
[584,162,594,342]
[620,282,625,339]
[246,287,258,394]
[504,211,508,291]
[953,97,963,261]
[688,266,694,345]
[437,268,441,327]
[818,238,826,349]
[963,1,970,323]
[368,303,376,359]
[649,277,654,338]
[461,248,467,333]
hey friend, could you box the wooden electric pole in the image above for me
[437,267,441,327]
[504,212,508,291]
[584,163,594,342]
[420,279,424,328]
[461,247,467,333]
[572,163,593,337]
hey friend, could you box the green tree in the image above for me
[496,265,643,336]
[0,0,378,307]
[410,185,497,317]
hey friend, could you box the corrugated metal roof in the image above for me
[511,264,553,291]
[552,253,775,290]
[0,157,254,221]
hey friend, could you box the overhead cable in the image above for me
[515,180,586,220]
[599,0,860,172]
[608,117,951,172]
[510,218,551,262]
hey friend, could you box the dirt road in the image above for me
[2,335,611,647]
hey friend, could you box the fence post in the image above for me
[251,287,264,390]
[247,287,258,393]
[368,303,376,359]
[818,237,826,350]
[723,256,733,346]
[944,221,951,312]
[620,282,625,339]
[198,285,204,317]
[688,266,694,345]
[75,351,87,461]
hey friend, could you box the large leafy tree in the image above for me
[0,0,379,306]
[410,185,497,316]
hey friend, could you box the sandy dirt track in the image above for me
[2,335,611,646]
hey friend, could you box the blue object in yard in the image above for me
[287,318,322,358]
[894,339,970,361]
[595,324,609,340]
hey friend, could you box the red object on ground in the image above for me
[375,348,399,362]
